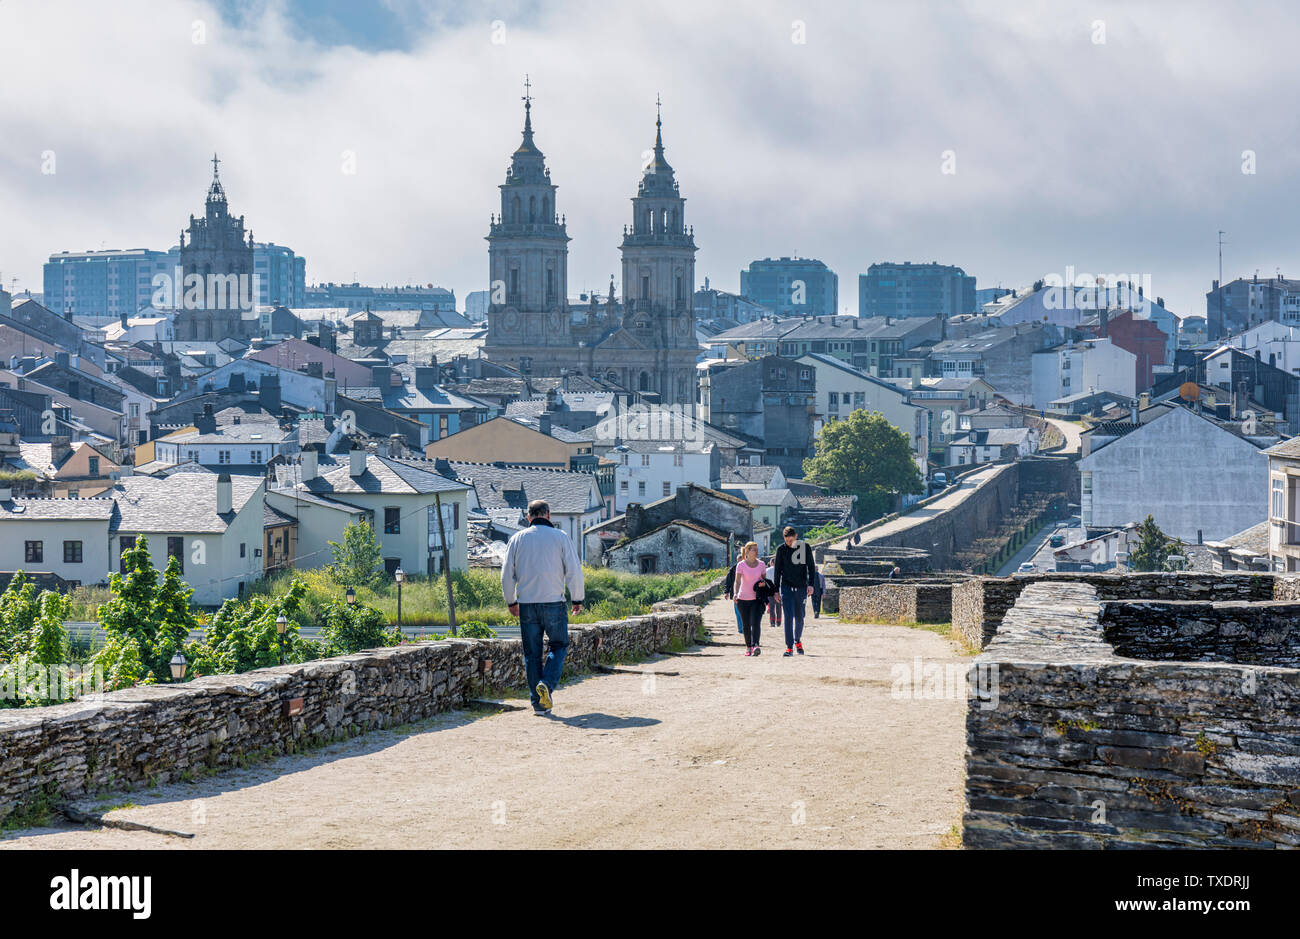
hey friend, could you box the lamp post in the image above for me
[276,614,288,665]
[394,567,405,635]
[345,587,356,606]
[169,652,187,683]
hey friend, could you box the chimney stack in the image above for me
[349,447,366,477]
[216,473,232,515]
[300,446,318,482]
[538,415,552,437]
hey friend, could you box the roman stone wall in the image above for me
[965,580,1300,848]
[0,610,700,821]
[838,583,954,624]
[1100,600,1300,667]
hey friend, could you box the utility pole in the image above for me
[1218,230,1226,338]
[434,492,457,635]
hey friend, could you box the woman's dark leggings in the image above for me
[738,598,764,648]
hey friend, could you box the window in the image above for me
[218,450,231,464]
[385,507,401,534]
[1274,478,1285,518]
[88,456,99,475]
[620,480,628,492]
[384,558,401,576]
[697,553,714,570]
[119,536,136,572]
[638,481,646,496]
[673,454,683,467]
[662,482,671,496]
[129,403,140,418]
[25,541,42,564]
[63,540,83,564]
[240,543,246,558]
[167,536,184,573]
[854,392,865,408]
[641,454,650,466]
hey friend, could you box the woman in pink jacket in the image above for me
[733,541,767,656]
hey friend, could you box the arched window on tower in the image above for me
[671,209,678,232]
[529,196,536,222]
[644,209,652,233]
[660,209,668,232]
[676,275,683,304]
[542,196,550,222]
[512,196,520,223]
[547,268,555,301]
[639,371,651,392]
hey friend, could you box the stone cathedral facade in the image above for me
[483,90,699,406]
[174,155,256,341]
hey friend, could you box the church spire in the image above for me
[515,74,540,156]
[646,94,673,177]
[206,152,227,204]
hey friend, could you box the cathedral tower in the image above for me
[484,78,571,365]
[176,154,254,341]
[619,99,698,402]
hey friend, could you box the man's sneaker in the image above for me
[783,648,793,657]
[796,642,805,655]
[535,681,553,711]
[533,707,550,716]
[744,646,753,657]
[752,646,762,656]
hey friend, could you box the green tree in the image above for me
[802,410,923,519]
[1128,515,1176,572]
[320,598,400,656]
[0,573,41,661]
[328,521,383,588]
[151,555,199,680]
[98,537,161,650]
[189,578,309,675]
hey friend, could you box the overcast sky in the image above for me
[2,0,1298,317]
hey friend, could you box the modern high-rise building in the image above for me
[43,249,171,322]
[739,257,838,317]
[859,261,976,319]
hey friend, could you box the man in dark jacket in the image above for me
[772,526,816,656]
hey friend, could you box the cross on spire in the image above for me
[523,74,532,108]
[211,152,221,178]
[656,93,662,124]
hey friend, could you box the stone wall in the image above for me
[0,609,701,821]
[965,581,1300,849]
[1100,600,1300,667]
[952,572,1277,653]
[838,583,953,624]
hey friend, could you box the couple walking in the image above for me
[731,527,818,657]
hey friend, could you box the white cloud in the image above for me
[2,0,1300,316]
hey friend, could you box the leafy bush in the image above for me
[95,540,199,686]
[319,599,401,656]
[803,523,849,543]
[455,620,497,639]
[187,579,308,675]
[328,521,383,588]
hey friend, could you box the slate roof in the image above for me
[435,460,600,515]
[722,486,794,506]
[276,453,471,496]
[0,497,116,521]
[1264,435,1300,459]
[720,464,784,485]
[111,474,263,533]
[950,427,1033,447]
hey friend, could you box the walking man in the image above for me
[772,526,816,657]
[501,500,585,715]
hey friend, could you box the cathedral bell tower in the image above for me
[619,98,698,402]
[485,77,571,358]
[176,153,255,341]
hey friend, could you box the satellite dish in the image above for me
[1178,382,1201,401]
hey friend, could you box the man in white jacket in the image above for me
[501,499,585,714]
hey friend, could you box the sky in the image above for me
[2,0,1299,318]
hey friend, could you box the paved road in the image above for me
[995,516,1087,576]
[830,464,1008,551]
[3,599,968,850]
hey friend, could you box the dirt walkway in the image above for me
[1,600,969,849]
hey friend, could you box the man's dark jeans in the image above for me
[520,601,569,709]
[780,584,808,648]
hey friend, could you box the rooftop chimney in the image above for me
[414,365,438,389]
[216,473,232,515]
[300,446,318,482]
[538,415,552,437]
[349,447,366,477]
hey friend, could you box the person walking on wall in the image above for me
[724,557,744,634]
[772,526,817,656]
[502,499,585,715]
[765,556,782,631]
[733,541,767,656]
[811,568,826,619]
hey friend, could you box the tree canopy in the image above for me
[802,410,923,518]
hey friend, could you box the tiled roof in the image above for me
[276,453,470,496]
[720,464,783,485]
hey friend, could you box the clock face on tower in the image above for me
[502,308,520,333]
[547,311,563,334]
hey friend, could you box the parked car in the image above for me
[933,472,949,487]
[1049,533,1066,548]
[1017,562,1036,573]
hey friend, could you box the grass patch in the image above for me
[938,823,963,849]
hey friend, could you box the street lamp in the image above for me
[276,614,288,665]
[345,587,356,606]
[169,652,187,682]
[394,567,405,634]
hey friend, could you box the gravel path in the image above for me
[1,599,969,850]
